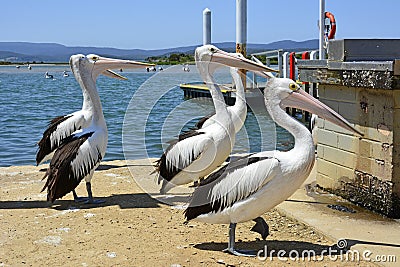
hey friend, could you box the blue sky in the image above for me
[2,0,399,50]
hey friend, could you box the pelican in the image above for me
[155,45,276,193]
[36,55,131,165]
[63,70,69,77]
[45,72,54,79]
[40,54,153,203]
[195,53,247,134]
[184,77,362,256]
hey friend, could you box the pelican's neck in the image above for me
[81,85,93,110]
[234,79,246,111]
[202,67,235,147]
[78,75,105,125]
[231,76,247,132]
[204,70,230,118]
[267,100,315,172]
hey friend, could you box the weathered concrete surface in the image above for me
[2,159,380,266]
[277,163,400,267]
[298,49,400,218]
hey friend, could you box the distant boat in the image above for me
[63,71,69,77]
[45,72,54,79]
[16,65,20,69]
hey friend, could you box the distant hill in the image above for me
[0,40,318,62]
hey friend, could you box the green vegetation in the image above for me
[147,53,194,65]
[252,55,278,65]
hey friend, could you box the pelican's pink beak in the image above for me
[281,88,363,136]
[87,54,155,80]
[196,46,278,73]
[91,55,155,69]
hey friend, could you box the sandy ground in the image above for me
[0,159,376,266]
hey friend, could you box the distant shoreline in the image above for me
[0,62,69,66]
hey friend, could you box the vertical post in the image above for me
[277,50,283,78]
[309,51,318,98]
[310,50,318,60]
[301,51,311,122]
[301,52,310,85]
[319,0,326,60]
[236,0,247,56]
[203,8,211,45]
[236,0,247,90]
[282,52,289,78]
[289,52,296,80]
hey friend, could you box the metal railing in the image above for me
[250,49,319,78]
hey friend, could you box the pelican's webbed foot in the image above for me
[83,198,105,204]
[250,217,269,240]
[223,247,257,257]
[224,223,257,257]
[82,182,106,204]
[73,190,89,203]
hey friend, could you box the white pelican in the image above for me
[195,53,247,134]
[45,72,54,79]
[40,54,153,203]
[36,55,131,165]
[184,77,362,256]
[63,70,69,77]
[155,45,276,193]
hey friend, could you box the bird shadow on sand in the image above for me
[195,239,346,258]
[96,162,156,171]
[0,192,161,210]
[39,163,156,172]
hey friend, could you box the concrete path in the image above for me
[276,165,400,267]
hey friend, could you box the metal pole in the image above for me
[203,8,211,45]
[236,0,247,56]
[277,50,283,78]
[282,52,289,78]
[236,0,247,89]
[319,0,326,60]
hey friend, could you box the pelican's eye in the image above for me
[209,47,216,53]
[289,83,298,91]
[90,55,99,62]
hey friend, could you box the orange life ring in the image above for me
[324,11,336,40]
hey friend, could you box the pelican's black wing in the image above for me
[41,131,102,202]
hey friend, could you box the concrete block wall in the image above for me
[297,39,400,217]
[316,84,399,217]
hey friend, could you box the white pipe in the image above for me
[236,0,247,55]
[277,50,283,77]
[310,50,318,60]
[282,52,289,78]
[203,8,211,45]
[319,0,326,60]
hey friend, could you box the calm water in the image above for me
[0,64,293,167]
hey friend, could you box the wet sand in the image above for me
[0,159,374,266]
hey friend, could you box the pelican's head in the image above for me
[69,54,155,81]
[195,45,278,74]
[265,77,363,136]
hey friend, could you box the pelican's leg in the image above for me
[73,190,89,202]
[83,182,105,204]
[223,223,256,257]
[250,217,270,240]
